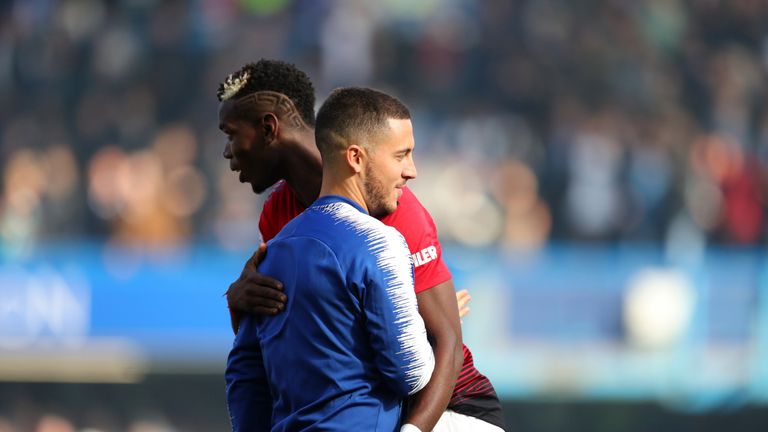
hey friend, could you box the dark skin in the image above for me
[218,99,321,206]
[221,97,463,432]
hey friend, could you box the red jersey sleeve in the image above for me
[258,181,307,242]
[380,187,452,294]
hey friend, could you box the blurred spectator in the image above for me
[0,0,767,254]
[35,415,74,432]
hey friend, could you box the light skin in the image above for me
[319,118,416,215]
[218,96,464,432]
[456,288,471,322]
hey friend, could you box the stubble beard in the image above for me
[364,163,396,219]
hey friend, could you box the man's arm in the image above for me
[226,341,273,431]
[363,235,435,397]
[364,280,435,397]
[404,279,464,432]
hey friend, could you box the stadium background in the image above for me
[1,0,768,430]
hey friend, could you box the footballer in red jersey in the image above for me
[219,60,505,431]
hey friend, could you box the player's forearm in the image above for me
[404,331,462,431]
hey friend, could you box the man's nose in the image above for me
[223,143,233,159]
[403,157,417,180]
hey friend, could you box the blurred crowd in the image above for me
[0,377,229,432]
[1,0,767,255]
[0,413,178,432]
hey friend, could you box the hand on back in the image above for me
[227,243,288,320]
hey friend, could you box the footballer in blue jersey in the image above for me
[227,195,434,431]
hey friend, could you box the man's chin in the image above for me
[250,182,268,194]
[370,203,398,219]
[250,179,283,195]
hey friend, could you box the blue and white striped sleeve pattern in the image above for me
[321,202,435,396]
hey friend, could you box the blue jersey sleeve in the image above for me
[361,226,435,397]
[226,323,273,431]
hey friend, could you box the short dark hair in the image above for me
[217,59,316,127]
[315,87,410,159]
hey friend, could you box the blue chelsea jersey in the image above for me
[226,195,435,432]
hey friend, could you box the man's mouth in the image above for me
[239,171,247,183]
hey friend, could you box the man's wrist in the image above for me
[400,424,422,432]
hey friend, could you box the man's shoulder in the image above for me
[314,200,397,238]
[309,200,407,258]
[313,202,412,288]
[265,201,402,287]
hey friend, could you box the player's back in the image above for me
[226,195,434,432]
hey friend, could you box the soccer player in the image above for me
[225,86,435,431]
[218,60,505,431]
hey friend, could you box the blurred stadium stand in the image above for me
[1,0,768,430]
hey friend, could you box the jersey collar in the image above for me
[312,195,368,215]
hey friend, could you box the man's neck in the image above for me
[281,128,322,207]
[319,173,368,215]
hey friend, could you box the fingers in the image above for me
[455,289,471,309]
[249,297,285,312]
[248,282,286,302]
[249,273,284,292]
[231,291,287,315]
[245,286,286,313]
[229,275,288,315]
[246,283,286,302]
[252,306,284,316]
[456,289,471,320]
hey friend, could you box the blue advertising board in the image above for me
[1,242,767,408]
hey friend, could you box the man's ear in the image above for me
[261,113,279,145]
[346,144,366,174]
